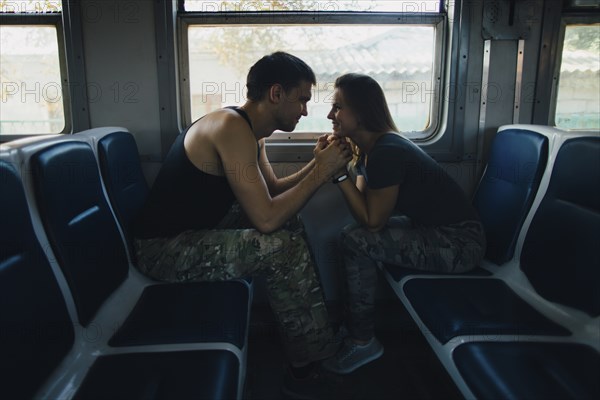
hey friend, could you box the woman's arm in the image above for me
[337,175,399,232]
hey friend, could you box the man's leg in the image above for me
[134,217,333,366]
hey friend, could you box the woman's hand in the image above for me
[313,134,352,181]
[326,134,351,177]
[316,134,329,151]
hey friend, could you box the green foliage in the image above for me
[192,0,367,74]
[564,24,599,52]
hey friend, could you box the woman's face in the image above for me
[327,88,360,138]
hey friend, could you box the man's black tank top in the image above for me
[134,107,253,238]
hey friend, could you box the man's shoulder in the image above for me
[200,108,249,128]
[189,109,252,140]
[197,109,257,161]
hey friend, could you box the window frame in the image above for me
[0,12,71,139]
[549,13,600,129]
[177,10,448,147]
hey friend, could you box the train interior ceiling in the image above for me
[1,0,599,399]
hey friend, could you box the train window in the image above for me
[554,23,599,130]
[0,1,67,135]
[179,1,445,140]
[184,1,441,13]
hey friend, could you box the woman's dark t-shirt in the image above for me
[357,133,478,226]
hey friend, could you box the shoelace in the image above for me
[336,342,360,362]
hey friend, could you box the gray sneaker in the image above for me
[321,337,384,374]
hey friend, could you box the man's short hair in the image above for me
[246,52,316,101]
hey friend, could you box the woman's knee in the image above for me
[340,223,368,249]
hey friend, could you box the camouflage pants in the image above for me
[341,216,486,341]
[134,203,333,365]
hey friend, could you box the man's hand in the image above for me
[313,135,352,182]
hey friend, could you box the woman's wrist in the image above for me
[332,173,349,184]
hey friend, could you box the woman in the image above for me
[322,73,486,374]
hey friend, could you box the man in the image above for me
[133,52,351,392]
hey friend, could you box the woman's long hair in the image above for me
[334,73,399,167]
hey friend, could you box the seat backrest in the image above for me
[521,136,600,316]
[96,131,149,255]
[473,128,549,264]
[0,160,74,399]
[30,141,129,326]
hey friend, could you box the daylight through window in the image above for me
[181,1,443,138]
[555,24,600,130]
[0,1,65,135]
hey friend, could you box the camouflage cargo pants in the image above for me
[134,203,333,365]
[341,216,486,341]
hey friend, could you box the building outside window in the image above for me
[554,23,600,130]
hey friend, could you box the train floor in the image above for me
[244,282,463,400]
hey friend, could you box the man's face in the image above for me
[276,80,312,132]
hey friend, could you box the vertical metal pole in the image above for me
[476,39,492,179]
[513,39,525,124]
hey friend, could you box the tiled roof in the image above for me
[561,49,600,73]
[303,29,434,78]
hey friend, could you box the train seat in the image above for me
[519,136,600,316]
[452,136,600,397]
[453,342,600,399]
[0,160,75,399]
[0,132,251,399]
[91,128,149,258]
[404,135,599,338]
[383,125,550,282]
[29,138,250,346]
[0,156,242,400]
[78,128,253,346]
[394,130,600,398]
[473,127,550,265]
[403,277,570,343]
[73,350,240,400]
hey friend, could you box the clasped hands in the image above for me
[313,133,352,181]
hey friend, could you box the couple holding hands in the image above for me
[133,51,485,396]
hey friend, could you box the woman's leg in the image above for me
[341,219,485,338]
[339,223,381,342]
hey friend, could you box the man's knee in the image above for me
[257,229,311,267]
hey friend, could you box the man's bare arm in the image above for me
[214,121,351,233]
[258,137,330,196]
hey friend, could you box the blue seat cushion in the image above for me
[109,281,249,349]
[31,141,129,326]
[454,342,600,400]
[74,350,239,400]
[96,131,149,254]
[403,278,569,344]
[521,137,600,316]
[0,160,74,399]
[473,129,548,265]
